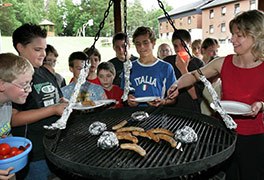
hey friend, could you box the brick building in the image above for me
[158,0,262,44]
[158,0,210,40]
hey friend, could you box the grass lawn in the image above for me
[0,36,233,84]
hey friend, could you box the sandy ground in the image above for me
[0,36,234,84]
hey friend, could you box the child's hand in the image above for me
[147,98,165,107]
[53,102,69,116]
[127,94,139,107]
[175,52,190,74]
[167,83,179,99]
[0,167,15,180]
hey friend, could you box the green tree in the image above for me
[126,0,146,36]
[14,0,45,24]
[45,0,65,35]
[144,2,173,36]
[76,0,114,37]
[0,0,21,35]
[0,0,174,37]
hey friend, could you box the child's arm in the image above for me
[11,102,68,127]
[175,54,198,100]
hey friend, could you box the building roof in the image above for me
[39,19,55,26]
[201,0,238,9]
[158,0,211,20]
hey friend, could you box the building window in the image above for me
[219,39,226,44]
[221,6,226,16]
[221,23,226,32]
[166,21,168,30]
[160,33,163,38]
[234,4,240,14]
[188,16,191,24]
[250,0,256,10]
[209,9,214,19]
[166,32,169,38]
[209,25,214,34]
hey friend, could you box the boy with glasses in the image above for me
[0,53,34,179]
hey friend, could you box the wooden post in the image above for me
[259,0,264,11]
[113,0,122,33]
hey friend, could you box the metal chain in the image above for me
[157,0,192,58]
[123,0,128,60]
[87,0,114,58]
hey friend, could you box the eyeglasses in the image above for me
[9,82,33,92]
[160,49,170,53]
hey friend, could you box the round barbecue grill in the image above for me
[43,107,236,179]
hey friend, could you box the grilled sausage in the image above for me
[120,143,146,156]
[146,130,160,142]
[156,134,177,148]
[116,126,145,133]
[112,120,128,130]
[132,131,151,139]
[115,133,138,143]
[149,128,174,137]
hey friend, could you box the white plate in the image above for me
[220,100,252,115]
[97,99,116,105]
[132,96,160,103]
[72,101,105,110]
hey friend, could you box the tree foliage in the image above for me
[0,0,172,37]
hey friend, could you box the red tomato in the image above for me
[9,147,19,157]
[0,143,11,156]
[15,150,24,155]
[2,154,11,159]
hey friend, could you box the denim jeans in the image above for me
[24,160,51,180]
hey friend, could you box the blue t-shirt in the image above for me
[62,81,106,101]
[122,59,176,98]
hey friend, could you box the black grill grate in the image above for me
[44,107,236,179]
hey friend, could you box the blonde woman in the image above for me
[168,10,264,179]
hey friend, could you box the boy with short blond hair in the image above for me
[0,53,34,179]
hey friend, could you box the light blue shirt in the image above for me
[61,81,106,101]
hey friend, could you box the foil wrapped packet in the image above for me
[97,131,119,149]
[89,121,107,135]
[131,111,149,121]
[175,126,198,143]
